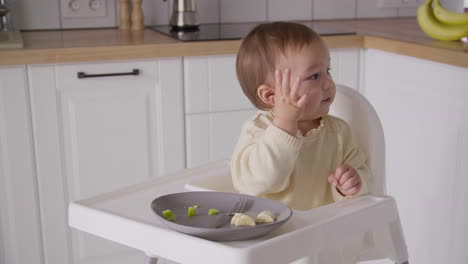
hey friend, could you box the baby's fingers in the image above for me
[296,94,308,108]
[341,175,361,190]
[282,68,291,96]
[275,69,282,96]
[334,165,350,184]
[344,182,361,196]
[328,174,338,187]
[291,76,305,105]
[338,167,355,186]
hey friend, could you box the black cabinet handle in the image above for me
[77,69,140,79]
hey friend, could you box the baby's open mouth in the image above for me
[322,97,333,102]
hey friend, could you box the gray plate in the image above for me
[151,191,292,241]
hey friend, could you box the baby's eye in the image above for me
[307,73,319,80]
[327,67,332,75]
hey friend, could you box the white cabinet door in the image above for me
[363,49,468,264]
[28,58,185,264]
[329,49,361,90]
[184,54,256,167]
[0,66,43,264]
[184,50,360,167]
[186,110,257,167]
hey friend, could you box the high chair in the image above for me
[69,85,409,264]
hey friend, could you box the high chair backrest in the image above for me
[329,85,386,196]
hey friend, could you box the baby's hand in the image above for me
[272,69,307,135]
[274,68,308,120]
[328,164,362,196]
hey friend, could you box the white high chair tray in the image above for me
[69,161,398,264]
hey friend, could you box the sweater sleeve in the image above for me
[231,123,303,196]
[331,121,370,201]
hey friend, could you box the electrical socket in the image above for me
[378,0,420,8]
[401,0,420,7]
[378,0,403,8]
[62,0,107,18]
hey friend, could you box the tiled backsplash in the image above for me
[17,0,421,30]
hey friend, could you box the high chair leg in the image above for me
[289,256,314,264]
[146,256,158,264]
[388,220,409,264]
[317,248,347,264]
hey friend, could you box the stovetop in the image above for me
[152,22,356,42]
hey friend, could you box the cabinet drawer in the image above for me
[57,60,157,91]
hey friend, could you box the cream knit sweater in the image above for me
[231,110,369,211]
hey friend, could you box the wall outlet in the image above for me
[377,0,402,8]
[61,0,107,18]
[401,0,420,7]
[378,0,420,8]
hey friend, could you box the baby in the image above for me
[231,22,370,211]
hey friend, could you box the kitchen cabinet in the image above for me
[0,66,43,264]
[362,49,468,264]
[184,49,361,167]
[27,58,185,264]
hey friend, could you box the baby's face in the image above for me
[275,40,336,121]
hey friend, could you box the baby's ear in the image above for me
[257,84,275,106]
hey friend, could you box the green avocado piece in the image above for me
[208,208,220,215]
[162,209,176,221]
[187,206,197,217]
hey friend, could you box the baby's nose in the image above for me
[323,76,335,90]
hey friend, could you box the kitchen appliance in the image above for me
[166,0,199,30]
[0,0,9,31]
[0,0,23,49]
[152,22,356,42]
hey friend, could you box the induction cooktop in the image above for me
[152,22,356,42]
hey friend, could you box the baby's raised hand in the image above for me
[273,68,307,122]
[328,164,362,196]
[272,69,308,135]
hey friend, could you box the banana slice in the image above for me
[255,211,276,223]
[230,213,256,227]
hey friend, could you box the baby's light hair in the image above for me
[236,22,321,110]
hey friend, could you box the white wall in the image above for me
[16,0,422,30]
[16,0,61,30]
[440,0,466,12]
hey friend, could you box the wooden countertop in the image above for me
[0,18,467,68]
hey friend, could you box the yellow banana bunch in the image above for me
[417,0,468,41]
[433,0,468,25]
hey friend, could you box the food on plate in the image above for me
[255,211,277,223]
[187,206,197,217]
[162,205,276,226]
[230,213,256,227]
[208,208,220,215]
[162,209,176,221]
